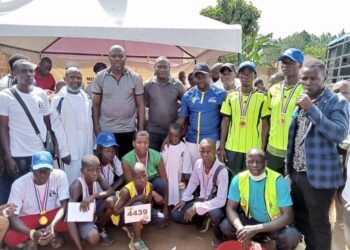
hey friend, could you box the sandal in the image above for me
[23,240,38,250]
[99,229,114,246]
[50,235,64,249]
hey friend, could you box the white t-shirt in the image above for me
[100,156,123,186]
[0,74,12,92]
[343,159,350,202]
[0,85,50,157]
[162,142,192,205]
[8,169,70,216]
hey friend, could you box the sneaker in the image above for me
[211,238,223,248]
[129,239,149,250]
[122,225,135,239]
[99,230,114,246]
[197,217,211,233]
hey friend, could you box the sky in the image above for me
[188,0,348,38]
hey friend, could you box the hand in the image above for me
[4,156,18,178]
[61,154,71,165]
[236,224,262,242]
[134,194,148,203]
[219,147,227,163]
[141,219,149,225]
[0,203,17,217]
[93,125,101,137]
[80,195,95,212]
[296,94,313,110]
[37,227,54,246]
[173,200,186,212]
[184,206,196,222]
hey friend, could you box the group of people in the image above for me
[0,44,350,250]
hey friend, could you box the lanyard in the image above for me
[239,90,254,118]
[81,176,95,198]
[102,164,111,184]
[33,179,49,214]
[280,82,300,114]
[135,150,149,169]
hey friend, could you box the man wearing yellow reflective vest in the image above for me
[264,48,304,175]
[220,148,301,249]
[220,61,269,175]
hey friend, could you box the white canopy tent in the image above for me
[0,0,242,81]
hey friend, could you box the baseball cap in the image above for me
[238,61,257,73]
[220,63,236,73]
[277,48,304,64]
[193,62,210,75]
[32,151,53,170]
[96,131,119,147]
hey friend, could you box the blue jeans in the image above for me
[170,198,225,240]
[0,156,32,205]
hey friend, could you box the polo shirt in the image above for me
[34,68,56,91]
[122,149,161,181]
[266,82,303,157]
[144,76,185,134]
[221,90,268,153]
[91,68,144,133]
[179,85,227,144]
[228,174,292,223]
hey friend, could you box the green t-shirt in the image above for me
[266,82,303,156]
[220,90,268,153]
[122,148,161,181]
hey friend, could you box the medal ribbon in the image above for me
[81,176,96,198]
[281,82,300,114]
[33,179,49,214]
[135,150,149,170]
[239,90,254,118]
[102,165,110,184]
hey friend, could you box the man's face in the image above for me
[32,168,51,185]
[210,70,220,82]
[194,72,210,90]
[300,67,324,98]
[220,68,235,85]
[199,142,216,165]
[238,68,255,87]
[108,48,126,71]
[280,57,301,78]
[154,60,170,80]
[246,153,265,176]
[65,71,82,90]
[38,61,52,77]
[82,164,100,183]
[14,62,35,86]
[333,82,350,102]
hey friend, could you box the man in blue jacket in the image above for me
[286,60,350,250]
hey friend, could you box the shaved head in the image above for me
[65,66,81,76]
[131,162,147,178]
[109,45,125,54]
[200,138,216,152]
[81,154,100,169]
[246,148,266,160]
[155,56,170,65]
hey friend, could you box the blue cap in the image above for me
[238,61,257,73]
[193,62,210,75]
[96,131,119,147]
[277,48,304,63]
[32,151,53,170]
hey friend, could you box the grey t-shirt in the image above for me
[144,76,185,133]
[91,68,144,133]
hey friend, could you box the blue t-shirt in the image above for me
[228,175,292,223]
[179,85,227,144]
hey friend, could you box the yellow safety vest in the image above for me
[111,181,151,225]
[238,167,281,221]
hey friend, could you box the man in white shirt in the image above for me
[4,151,69,250]
[51,67,94,184]
[171,138,228,246]
[0,60,52,205]
[0,54,29,92]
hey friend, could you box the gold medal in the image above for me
[39,215,48,225]
[240,117,246,128]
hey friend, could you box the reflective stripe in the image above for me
[196,92,205,144]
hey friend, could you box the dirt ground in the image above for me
[38,200,347,250]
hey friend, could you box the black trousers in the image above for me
[114,131,135,158]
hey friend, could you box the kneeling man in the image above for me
[220,148,301,249]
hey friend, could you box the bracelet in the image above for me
[29,229,36,240]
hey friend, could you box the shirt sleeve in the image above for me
[261,94,270,118]
[134,74,144,95]
[227,175,240,202]
[113,156,124,177]
[7,180,24,215]
[194,168,229,215]
[0,92,9,116]
[91,73,103,94]
[220,94,232,116]
[181,163,200,201]
[276,177,293,207]
[122,152,135,168]
[178,82,186,99]
[179,93,189,118]
[57,170,70,201]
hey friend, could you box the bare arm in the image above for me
[94,175,114,199]
[111,174,125,192]
[92,93,102,136]
[0,115,17,178]
[219,116,230,163]
[135,94,145,130]
[261,117,270,151]
[49,199,68,232]
[122,160,132,183]
[226,200,244,231]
